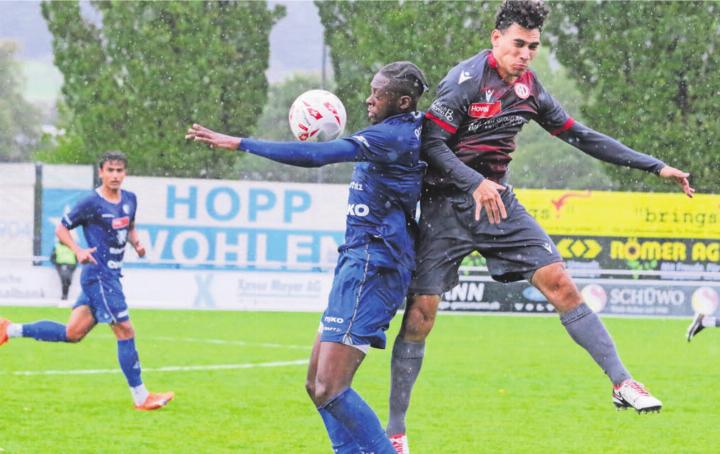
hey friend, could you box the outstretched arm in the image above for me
[186,124,358,167]
[558,122,694,197]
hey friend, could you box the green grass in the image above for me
[0,307,717,453]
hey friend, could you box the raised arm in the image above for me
[557,122,694,197]
[186,124,358,168]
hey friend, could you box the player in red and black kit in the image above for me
[386,1,694,451]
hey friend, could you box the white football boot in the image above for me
[612,379,662,413]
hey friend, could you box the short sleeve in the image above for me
[61,193,94,230]
[344,122,411,165]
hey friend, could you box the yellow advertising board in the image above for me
[514,189,719,239]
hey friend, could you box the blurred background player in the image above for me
[187,61,428,454]
[50,240,77,300]
[0,151,173,411]
[687,314,720,341]
[386,1,695,450]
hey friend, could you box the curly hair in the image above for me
[495,0,550,31]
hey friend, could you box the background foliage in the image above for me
[0,41,42,162]
[547,0,720,192]
[39,0,284,178]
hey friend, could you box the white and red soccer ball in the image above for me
[289,89,347,142]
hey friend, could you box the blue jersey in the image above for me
[62,189,137,284]
[341,112,426,270]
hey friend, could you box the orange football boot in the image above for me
[134,391,175,411]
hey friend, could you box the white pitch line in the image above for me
[9,359,309,377]
[148,335,309,350]
[94,334,309,350]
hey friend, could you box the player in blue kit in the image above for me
[0,151,174,411]
[186,61,428,454]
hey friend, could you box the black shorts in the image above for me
[409,185,563,295]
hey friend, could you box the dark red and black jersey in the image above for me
[422,50,664,191]
[425,50,573,183]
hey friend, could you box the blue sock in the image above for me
[22,321,68,342]
[321,388,394,454]
[117,338,143,387]
[318,407,360,454]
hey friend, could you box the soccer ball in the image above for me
[289,90,347,142]
[691,286,719,315]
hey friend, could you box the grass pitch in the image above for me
[0,306,717,453]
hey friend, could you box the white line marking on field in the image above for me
[96,334,309,350]
[9,359,308,377]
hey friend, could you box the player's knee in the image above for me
[65,328,86,343]
[401,295,438,340]
[304,379,316,399]
[113,323,135,340]
[549,279,582,313]
[312,381,333,406]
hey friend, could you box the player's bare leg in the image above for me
[308,337,394,453]
[66,305,96,342]
[532,262,661,413]
[687,314,719,341]
[111,320,173,410]
[0,305,95,345]
[387,294,440,451]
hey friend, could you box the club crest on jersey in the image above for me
[112,216,130,229]
[468,101,501,119]
[123,204,130,214]
[514,83,530,99]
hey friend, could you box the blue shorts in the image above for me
[320,242,411,350]
[73,277,129,324]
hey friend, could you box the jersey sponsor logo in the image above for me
[116,229,128,245]
[347,203,370,217]
[112,216,130,229]
[107,259,122,269]
[458,70,473,85]
[323,315,345,324]
[514,83,530,99]
[430,101,454,122]
[468,101,501,118]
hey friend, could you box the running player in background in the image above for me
[187,61,428,454]
[687,314,720,341]
[386,1,694,450]
[0,151,174,411]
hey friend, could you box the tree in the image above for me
[512,48,615,189]
[40,1,284,178]
[317,0,615,189]
[547,1,720,192]
[316,0,498,134]
[0,41,42,162]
